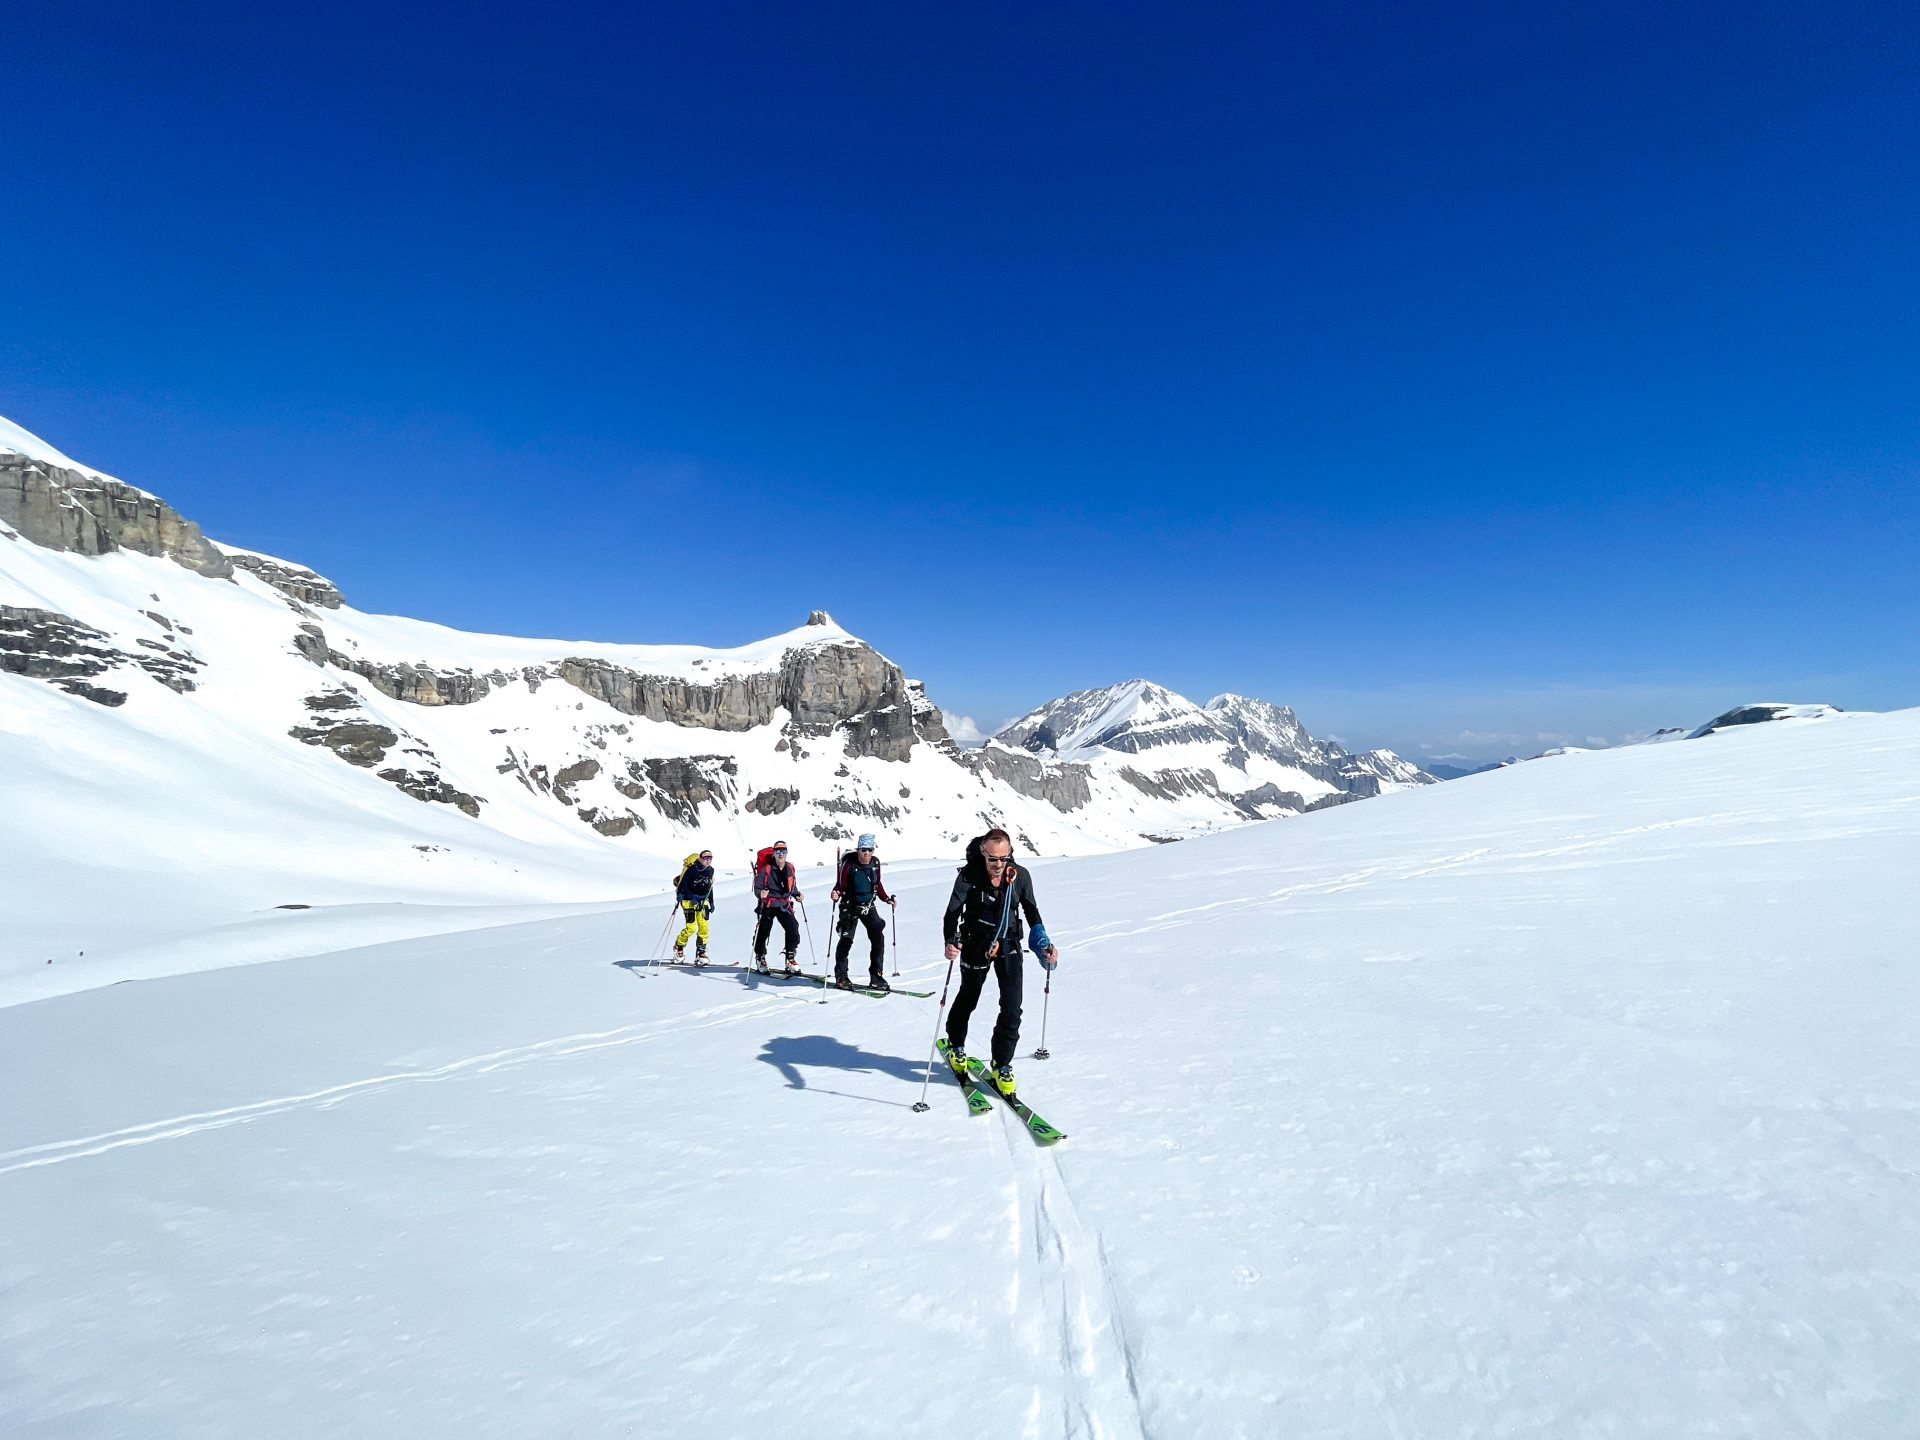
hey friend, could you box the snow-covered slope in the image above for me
[0,416,1128,941]
[0,498,1108,962]
[3,416,1438,951]
[993,679,1436,838]
[5,704,1916,1436]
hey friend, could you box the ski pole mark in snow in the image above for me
[0,993,788,1177]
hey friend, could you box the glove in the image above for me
[703,899,714,916]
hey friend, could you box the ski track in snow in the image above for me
[996,1109,1149,1440]
[6,710,1920,1437]
[0,989,792,1178]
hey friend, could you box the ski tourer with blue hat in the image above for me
[830,833,895,990]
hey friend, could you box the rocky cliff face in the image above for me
[554,638,935,760]
[219,547,345,609]
[956,743,1095,813]
[1,454,232,579]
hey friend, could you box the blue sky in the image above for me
[5,1,1916,760]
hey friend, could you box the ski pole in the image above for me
[1033,964,1053,1059]
[911,949,961,1113]
[651,899,678,971]
[889,898,899,976]
[799,898,826,1004]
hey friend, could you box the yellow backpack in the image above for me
[672,851,705,887]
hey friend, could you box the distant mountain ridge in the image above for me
[986,678,1436,836]
[3,413,1434,903]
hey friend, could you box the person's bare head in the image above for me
[980,828,1013,873]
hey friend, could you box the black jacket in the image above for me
[676,861,716,904]
[942,837,1044,957]
[755,859,799,911]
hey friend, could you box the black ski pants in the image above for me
[946,949,1024,1069]
[833,903,886,976]
[753,906,800,960]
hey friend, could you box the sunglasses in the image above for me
[982,854,1012,866]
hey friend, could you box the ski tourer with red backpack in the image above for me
[751,841,804,974]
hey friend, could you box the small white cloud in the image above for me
[946,714,986,744]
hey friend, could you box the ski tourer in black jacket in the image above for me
[941,834,1056,1071]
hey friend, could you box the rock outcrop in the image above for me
[289,690,483,815]
[957,743,1095,814]
[0,605,130,706]
[0,454,232,578]
[221,548,345,608]
[328,652,515,706]
[0,603,204,701]
[556,639,937,761]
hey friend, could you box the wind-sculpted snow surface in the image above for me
[4,707,1918,1436]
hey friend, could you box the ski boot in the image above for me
[945,1044,970,1077]
[833,972,854,991]
[752,957,771,975]
[866,972,890,993]
[993,1065,1017,1097]
[693,948,709,967]
[672,944,685,962]
[783,952,801,976]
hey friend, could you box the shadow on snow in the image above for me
[758,1034,930,1094]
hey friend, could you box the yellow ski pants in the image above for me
[675,902,710,951]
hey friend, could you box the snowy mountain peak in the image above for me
[986,675,1436,837]
[995,678,1214,757]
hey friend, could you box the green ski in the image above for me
[964,1056,1067,1143]
[937,1039,993,1115]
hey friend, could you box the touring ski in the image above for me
[777,971,934,999]
[964,1056,1066,1143]
[937,1039,994,1115]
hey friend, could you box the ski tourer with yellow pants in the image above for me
[673,849,716,962]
